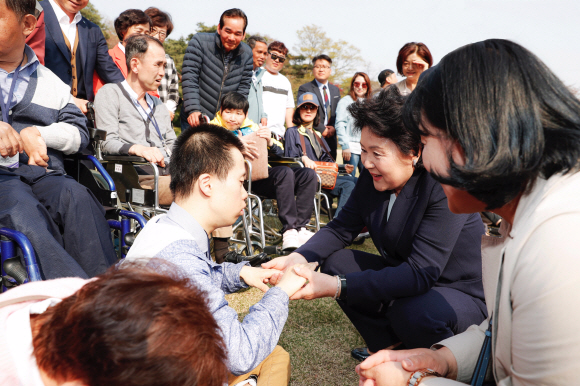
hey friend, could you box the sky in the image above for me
[90,0,580,88]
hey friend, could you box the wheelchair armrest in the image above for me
[102,155,148,163]
[89,128,107,141]
[268,155,304,168]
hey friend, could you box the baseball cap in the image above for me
[297,92,320,108]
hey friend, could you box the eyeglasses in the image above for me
[300,104,317,111]
[314,65,330,70]
[150,28,167,39]
[354,82,367,89]
[269,52,286,63]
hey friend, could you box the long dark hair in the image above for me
[403,39,580,209]
[292,105,321,127]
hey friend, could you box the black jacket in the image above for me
[297,79,341,135]
[181,32,253,119]
[296,168,486,310]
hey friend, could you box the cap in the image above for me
[297,92,320,108]
[378,69,394,87]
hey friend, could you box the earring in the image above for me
[413,158,417,167]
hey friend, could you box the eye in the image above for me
[373,152,381,158]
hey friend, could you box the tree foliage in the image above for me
[80,2,109,40]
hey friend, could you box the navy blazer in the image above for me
[297,79,341,135]
[42,0,123,101]
[296,168,486,311]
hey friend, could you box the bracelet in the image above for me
[407,368,441,386]
[338,275,347,302]
[332,275,340,300]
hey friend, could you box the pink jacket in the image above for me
[0,278,87,385]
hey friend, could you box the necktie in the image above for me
[323,85,331,121]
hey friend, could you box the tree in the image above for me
[80,2,109,40]
[294,25,364,82]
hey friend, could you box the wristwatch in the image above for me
[407,368,441,386]
[338,275,347,302]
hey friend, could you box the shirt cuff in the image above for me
[165,100,177,113]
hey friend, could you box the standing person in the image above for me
[93,9,152,96]
[146,7,180,121]
[247,35,268,126]
[41,0,124,114]
[180,8,253,129]
[297,55,341,160]
[336,72,372,176]
[25,1,45,65]
[261,41,295,140]
[394,42,432,95]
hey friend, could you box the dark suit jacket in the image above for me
[296,168,486,311]
[42,0,123,101]
[297,79,341,135]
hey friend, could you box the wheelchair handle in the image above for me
[3,257,28,285]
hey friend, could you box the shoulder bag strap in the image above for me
[313,131,335,162]
[299,132,308,157]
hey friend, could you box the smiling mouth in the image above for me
[370,173,382,181]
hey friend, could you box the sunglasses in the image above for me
[269,52,286,63]
[300,104,317,111]
[354,82,368,89]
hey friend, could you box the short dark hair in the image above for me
[378,69,394,86]
[4,0,35,19]
[125,34,164,71]
[220,92,249,115]
[169,124,245,199]
[218,8,248,33]
[349,86,421,160]
[33,262,227,386]
[403,39,580,209]
[292,105,321,128]
[114,9,151,41]
[268,41,288,56]
[396,42,433,76]
[247,35,267,49]
[145,7,174,36]
[312,54,332,66]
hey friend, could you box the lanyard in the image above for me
[136,96,164,144]
[0,53,25,125]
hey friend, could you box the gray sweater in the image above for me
[94,83,176,164]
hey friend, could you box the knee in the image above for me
[320,249,352,276]
[273,167,294,185]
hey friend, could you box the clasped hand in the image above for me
[0,123,48,167]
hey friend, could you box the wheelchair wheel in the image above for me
[239,241,263,256]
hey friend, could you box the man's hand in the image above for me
[239,266,281,292]
[262,252,308,285]
[73,97,89,114]
[345,164,355,175]
[260,117,268,127]
[239,135,259,160]
[301,155,317,170]
[20,126,49,167]
[0,121,24,158]
[323,125,336,137]
[256,126,273,147]
[342,149,351,162]
[289,265,337,300]
[187,112,202,127]
[129,144,166,167]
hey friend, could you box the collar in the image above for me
[315,79,329,88]
[118,42,126,54]
[166,202,210,255]
[49,0,82,26]
[297,125,322,138]
[120,80,153,109]
[0,45,39,75]
[211,111,257,132]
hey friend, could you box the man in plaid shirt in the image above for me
[146,7,180,120]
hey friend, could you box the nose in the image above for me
[242,187,248,201]
[362,153,373,169]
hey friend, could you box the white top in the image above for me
[315,79,330,125]
[395,79,412,96]
[120,80,154,121]
[48,0,82,48]
[6,298,61,386]
[387,193,396,220]
[262,71,294,138]
[118,42,126,53]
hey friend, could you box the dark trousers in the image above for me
[325,133,338,161]
[321,249,487,352]
[251,166,317,233]
[0,166,117,280]
[323,175,357,217]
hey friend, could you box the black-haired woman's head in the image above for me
[403,39,580,210]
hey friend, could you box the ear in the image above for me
[22,14,37,38]
[451,141,466,166]
[217,24,222,32]
[130,57,139,74]
[242,32,246,41]
[197,174,212,197]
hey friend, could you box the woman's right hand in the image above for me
[302,155,317,170]
[262,252,308,284]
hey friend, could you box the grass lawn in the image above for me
[225,239,378,385]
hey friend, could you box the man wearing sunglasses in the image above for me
[261,41,295,139]
[297,54,341,160]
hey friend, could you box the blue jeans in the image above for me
[324,175,357,216]
[347,153,364,177]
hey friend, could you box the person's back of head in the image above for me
[32,263,227,386]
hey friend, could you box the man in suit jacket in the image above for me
[297,54,341,160]
[41,0,124,114]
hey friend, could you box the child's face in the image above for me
[221,108,246,131]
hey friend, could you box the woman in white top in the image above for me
[335,72,373,176]
[356,39,580,386]
[394,43,432,96]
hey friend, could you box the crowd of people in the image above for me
[1,1,580,386]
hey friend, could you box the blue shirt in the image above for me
[0,45,39,109]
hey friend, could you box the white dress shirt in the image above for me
[48,0,82,48]
[315,79,330,125]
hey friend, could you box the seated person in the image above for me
[125,124,310,386]
[95,34,175,205]
[210,92,318,256]
[285,92,357,217]
[93,9,153,96]
[0,0,116,280]
[265,87,486,362]
[0,263,227,386]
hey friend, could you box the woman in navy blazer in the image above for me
[264,87,487,359]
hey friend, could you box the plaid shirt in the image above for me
[158,54,180,112]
